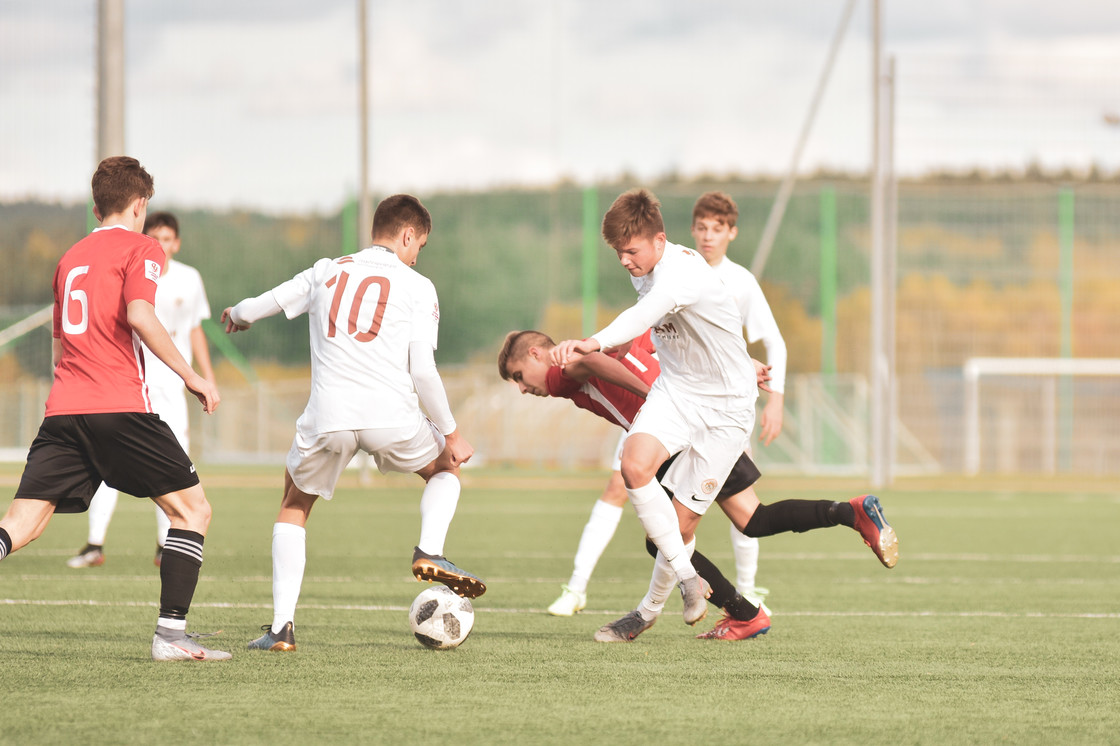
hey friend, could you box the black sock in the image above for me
[744,499,848,537]
[643,538,757,620]
[159,529,205,621]
[0,526,11,561]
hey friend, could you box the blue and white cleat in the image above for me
[850,494,899,568]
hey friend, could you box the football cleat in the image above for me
[66,544,105,569]
[547,585,587,616]
[850,494,899,568]
[151,628,232,661]
[248,622,296,652]
[679,575,712,626]
[696,608,772,640]
[741,585,773,616]
[411,547,487,599]
[593,610,656,643]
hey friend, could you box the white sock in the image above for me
[417,472,460,556]
[627,479,694,581]
[157,617,186,632]
[567,500,624,593]
[729,523,761,595]
[639,538,696,621]
[87,483,118,545]
[155,505,171,548]
[272,522,307,633]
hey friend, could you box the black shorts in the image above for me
[654,451,761,501]
[14,413,200,514]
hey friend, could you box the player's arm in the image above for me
[752,321,787,447]
[565,351,651,398]
[51,338,62,368]
[409,341,472,466]
[127,299,220,414]
[189,325,216,383]
[552,289,677,366]
[221,291,283,333]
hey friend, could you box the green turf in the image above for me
[1,469,1118,745]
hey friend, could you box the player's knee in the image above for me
[619,460,655,490]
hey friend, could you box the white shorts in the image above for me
[150,386,189,452]
[628,390,753,516]
[286,416,444,500]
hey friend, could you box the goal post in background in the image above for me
[963,357,1120,475]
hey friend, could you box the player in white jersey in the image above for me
[552,188,760,638]
[692,191,788,606]
[221,194,482,653]
[66,211,214,569]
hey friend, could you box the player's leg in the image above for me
[550,469,626,617]
[719,485,899,569]
[0,498,57,560]
[150,483,230,661]
[368,419,485,598]
[67,482,117,568]
[249,469,316,652]
[620,431,695,584]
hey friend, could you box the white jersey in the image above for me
[271,246,440,434]
[594,242,756,405]
[711,257,788,395]
[142,259,211,393]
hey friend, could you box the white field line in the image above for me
[17,548,1120,563]
[1,597,1118,620]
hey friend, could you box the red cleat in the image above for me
[696,608,771,640]
[850,494,899,568]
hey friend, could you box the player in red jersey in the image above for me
[498,328,898,641]
[0,157,230,661]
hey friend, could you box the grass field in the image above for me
[1,465,1118,745]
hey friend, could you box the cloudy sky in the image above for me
[2,0,1119,212]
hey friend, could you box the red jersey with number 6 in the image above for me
[45,225,164,415]
[545,330,659,430]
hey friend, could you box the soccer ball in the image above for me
[408,585,475,650]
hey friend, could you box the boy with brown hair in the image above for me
[0,156,230,661]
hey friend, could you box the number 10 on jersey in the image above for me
[325,270,391,342]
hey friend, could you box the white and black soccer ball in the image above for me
[408,585,475,649]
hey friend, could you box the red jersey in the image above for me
[45,225,165,415]
[545,331,659,430]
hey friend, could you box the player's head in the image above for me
[144,211,181,261]
[497,330,555,397]
[690,191,739,266]
[601,188,667,278]
[372,194,431,265]
[91,156,154,222]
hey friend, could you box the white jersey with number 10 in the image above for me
[271,245,441,435]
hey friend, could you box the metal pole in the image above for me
[884,56,898,482]
[750,0,857,278]
[97,0,125,160]
[869,0,887,487]
[357,0,372,248]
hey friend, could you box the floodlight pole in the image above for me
[96,0,125,160]
[357,0,372,249]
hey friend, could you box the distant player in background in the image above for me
[691,191,788,605]
[222,194,483,653]
[0,156,229,661]
[67,211,214,569]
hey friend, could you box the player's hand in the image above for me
[753,358,773,394]
[220,307,251,333]
[443,430,474,467]
[185,372,221,414]
[550,338,599,367]
[759,392,784,446]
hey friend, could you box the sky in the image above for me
[2,0,1119,213]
